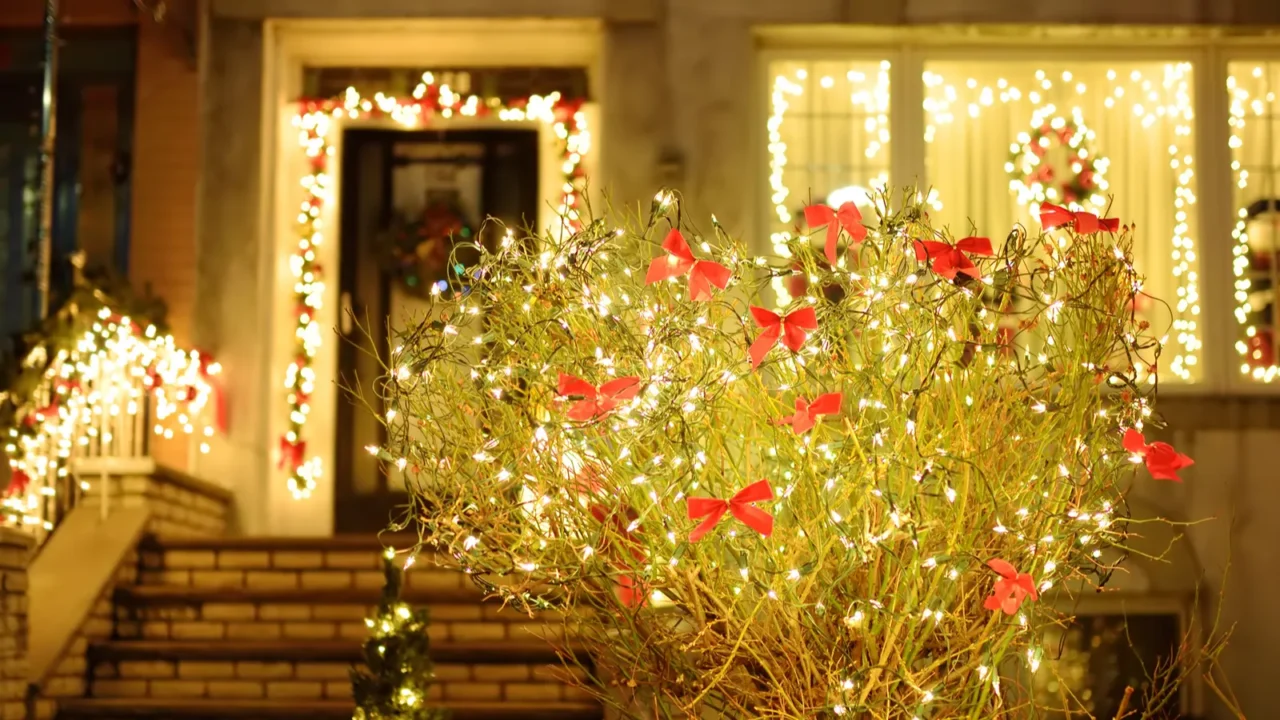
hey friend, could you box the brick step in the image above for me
[112,588,566,644]
[88,640,590,704]
[56,698,603,720]
[90,639,585,665]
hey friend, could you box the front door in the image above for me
[334,127,539,533]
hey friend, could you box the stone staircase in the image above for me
[54,536,600,720]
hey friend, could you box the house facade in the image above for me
[5,0,1280,717]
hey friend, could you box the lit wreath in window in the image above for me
[1006,110,1110,209]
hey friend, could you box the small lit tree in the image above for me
[370,188,1206,718]
[351,549,448,720]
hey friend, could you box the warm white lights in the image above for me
[284,77,591,498]
[767,61,1200,379]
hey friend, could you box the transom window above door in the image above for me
[761,47,1280,388]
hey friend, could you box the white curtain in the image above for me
[924,61,1198,379]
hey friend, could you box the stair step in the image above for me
[116,585,482,605]
[56,698,603,720]
[144,535,418,552]
[90,639,585,665]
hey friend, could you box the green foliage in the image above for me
[371,188,1195,718]
[0,264,168,448]
[351,551,448,720]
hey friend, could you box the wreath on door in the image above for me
[383,192,475,297]
[1008,115,1107,208]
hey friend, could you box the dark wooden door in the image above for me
[334,127,539,533]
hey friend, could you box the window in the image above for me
[766,59,890,301]
[1228,62,1280,382]
[764,52,1210,383]
[923,61,1199,382]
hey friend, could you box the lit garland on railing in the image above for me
[2,308,221,533]
[1228,64,1280,381]
[283,73,591,499]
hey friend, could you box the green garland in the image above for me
[351,550,448,720]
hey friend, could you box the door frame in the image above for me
[332,126,541,533]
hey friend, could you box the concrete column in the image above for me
[597,20,666,220]
[194,18,270,534]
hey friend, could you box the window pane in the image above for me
[924,62,1200,383]
[766,60,890,300]
[1228,62,1280,381]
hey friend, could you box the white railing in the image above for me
[2,307,220,545]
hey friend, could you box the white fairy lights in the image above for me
[3,309,220,533]
[768,61,891,305]
[1228,63,1280,381]
[767,62,1200,379]
[282,74,591,498]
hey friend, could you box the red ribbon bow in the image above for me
[1039,203,1120,234]
[913,237,994,281]
[983,558,1039,615]
[686,479,775,542]
[588,503,649,609]
[278,437,307,472]
[24,400,60,427]
[1122,428,1194,482]
[5,469,30,498]
[644,229,732,302]
[804,202,868,266]
[748,306,818,369]
[196,354,227,433]
[557,374,641,421]
[776,392,843,435]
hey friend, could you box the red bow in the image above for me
[748,306,818,369]
[1123,428,1194,482]
[776,393,843,435]
[196,354,227,433]
[983,558,1039,615]
[588,504,648,609]
[278,437,307,472]
[1039,203,1119,234]
[5,469,30,498]
[24,401,60,427]
[644,229,732,301]
[557,374,641,421]
[913,237,994,281]
[805,202,867,266]
[687,479,775,542]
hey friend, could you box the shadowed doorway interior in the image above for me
[335,127,539,533]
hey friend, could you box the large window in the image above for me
[766,58,891,295]
[764,53,1229,384]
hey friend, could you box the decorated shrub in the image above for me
[371,189,1203,718]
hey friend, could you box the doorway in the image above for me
[334,127,539,533]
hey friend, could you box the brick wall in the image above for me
[31,556,137,720]
[79,470,233,538]
[0,529,32,720]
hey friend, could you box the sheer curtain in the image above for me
[1229,61,1280,380]
[768,60,891,245]
[924,62,1199,381]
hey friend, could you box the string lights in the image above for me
[2,307,220,533]
[283,73,591,498]
[767,62,890,305]
[767,62,1200,380]
[1228,63,1280,381]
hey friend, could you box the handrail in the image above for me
[1,304,221,546]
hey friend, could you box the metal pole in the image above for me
[35,0,60,318]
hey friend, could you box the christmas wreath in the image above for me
[1007,115,1107,208]
[383,194,475,297]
